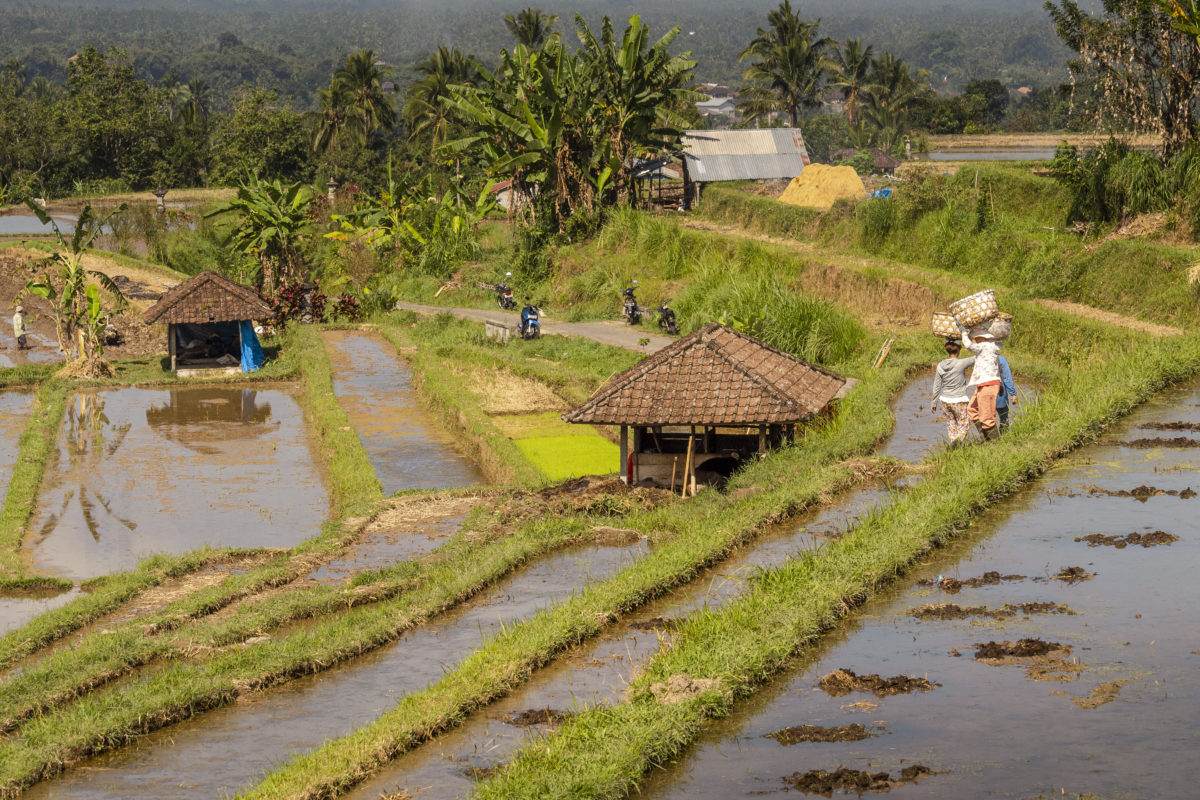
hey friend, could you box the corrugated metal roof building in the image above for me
[681,128,811,183]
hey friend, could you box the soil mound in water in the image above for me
[1142,421,1200,431]
[1117,437,1200,449]
[778,164,866,209]
[818,668,939,697]
[1049,565,1095,583]
[917,570,1024,593]
[909,602,1067,620]
[504,708,570,727]
[766,723,876,744]
[1075,531,1178,548]
[1086,484,1195,501]
[974,638,1064,659]
[783,765,932,794]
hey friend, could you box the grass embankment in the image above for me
[473,329,1200,800]
[380,315,635,480]
[698,168,1200,329]
[231,336,925,800]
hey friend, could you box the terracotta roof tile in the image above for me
[143,271,272,325]
[563,323,846,426]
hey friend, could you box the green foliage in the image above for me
[204,172,314,291]
[208,87,311,185]
[856,196,898,245]
[737,2,833,127]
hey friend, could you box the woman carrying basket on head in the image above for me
[961,326,1002,440]
[931,339,975,447]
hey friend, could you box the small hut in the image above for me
[562,323,847,489]
[831,148,902,176]
[143,270,272,374]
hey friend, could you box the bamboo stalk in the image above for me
[670,457,678,495]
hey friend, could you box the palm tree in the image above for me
[403,47,482,158]
[737,1,833,127]
[311,82,359,156]
[335,49,396,141]
[828,39,877,127]
[504,8,559,50]
[862,52,924,149]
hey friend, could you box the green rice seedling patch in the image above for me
[492,412,600,440]
[515,436,619,480]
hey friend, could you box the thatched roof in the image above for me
[143,271,272,325]
[563,323,846,426]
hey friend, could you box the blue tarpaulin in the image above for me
[869,188,893,199]
[240,320,264,372]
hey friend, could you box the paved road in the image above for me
[395,302,675,353]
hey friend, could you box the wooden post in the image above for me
[619,425,629,484]
[683,433,694,498]
[671,457,678,494]
[758,424,767,456]
[168,323,177,371]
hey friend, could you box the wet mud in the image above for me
[1116,436,1200,448]
[504,708,570,727]
[23,387,328,580]
[973,639,1068,661]
[630,379,1200,800]
[765,723,876,745]
[1086,484,1196,501]
[782,765,932,794]
[818,669,939,698]
[23,543,647,800]
[1142,420,1200,431]
[1045,566,1094,584]
[629,617,678,631]
[909,601,1069,620]
[916,570,1025,593]
[322,330,484,493]
[1075,531,1177,548]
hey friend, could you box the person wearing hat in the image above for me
[930,339,975,447]
[961,326,1002,440]
[12,305,28,350]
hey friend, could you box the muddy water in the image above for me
[0,327,60,367]
[322,330,484,493]
[24,386,327,580]
[305,512,469,583]
[633,381,1200,800]
[23,542,647,799]
[883,368,1036,460]
[0,390,33,497]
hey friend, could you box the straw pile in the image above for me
[778,164,867,209]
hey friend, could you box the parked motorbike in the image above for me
[621,280,641,325]
[657,301,679,335]
[496,271,516,310]
[519,299,541,339]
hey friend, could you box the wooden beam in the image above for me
[620,425,629,484]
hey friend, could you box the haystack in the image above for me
[778,164,867,209]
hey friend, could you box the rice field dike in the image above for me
[2,163,1199,799]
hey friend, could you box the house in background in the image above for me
[679,128,811,207]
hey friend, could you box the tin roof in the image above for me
[143,270,272,325]
[562,323,845,426]
[682,128,811,182]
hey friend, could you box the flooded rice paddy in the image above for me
[323,329,484,492]
[22,542,647,799]
[630,381,1200,800]
[24,386,328,580]
[0,391,33,499]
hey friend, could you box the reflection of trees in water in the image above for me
[39,392,136,543]
[145,388,274,454]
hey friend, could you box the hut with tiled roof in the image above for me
[563,323,846,489]
[143,270,272,373]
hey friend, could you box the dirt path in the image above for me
[1029,298,1184,337]
[394,301,675,353]
[678,219,1186,337]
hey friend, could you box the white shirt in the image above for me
[962,333,1001,383]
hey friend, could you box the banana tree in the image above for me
[205,173,313,293]
[23,200,127,375]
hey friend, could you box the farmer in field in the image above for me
[12,305,28,350]
[962,327,1002,440]
[995,350,1019,430]
[930,339,975,447]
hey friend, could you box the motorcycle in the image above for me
[496,271,516,310]
[519,300,541,340]
[621,280,641,325]
[657,301,679,335]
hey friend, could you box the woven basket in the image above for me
[931,312,959,338]
[949,289,999,327]
[970,311,1012,342]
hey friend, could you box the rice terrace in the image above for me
[3,0,1200,798]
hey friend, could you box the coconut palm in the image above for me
[828,39,877,127]
[861,52,924,149]
[334,49,396,142]
[312,82,360,156]
[737,1,833,126]
[403,47,483,158]
[504,7,559,50]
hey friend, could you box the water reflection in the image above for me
[145,388,273,454]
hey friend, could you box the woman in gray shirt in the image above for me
[930,339,975,446]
